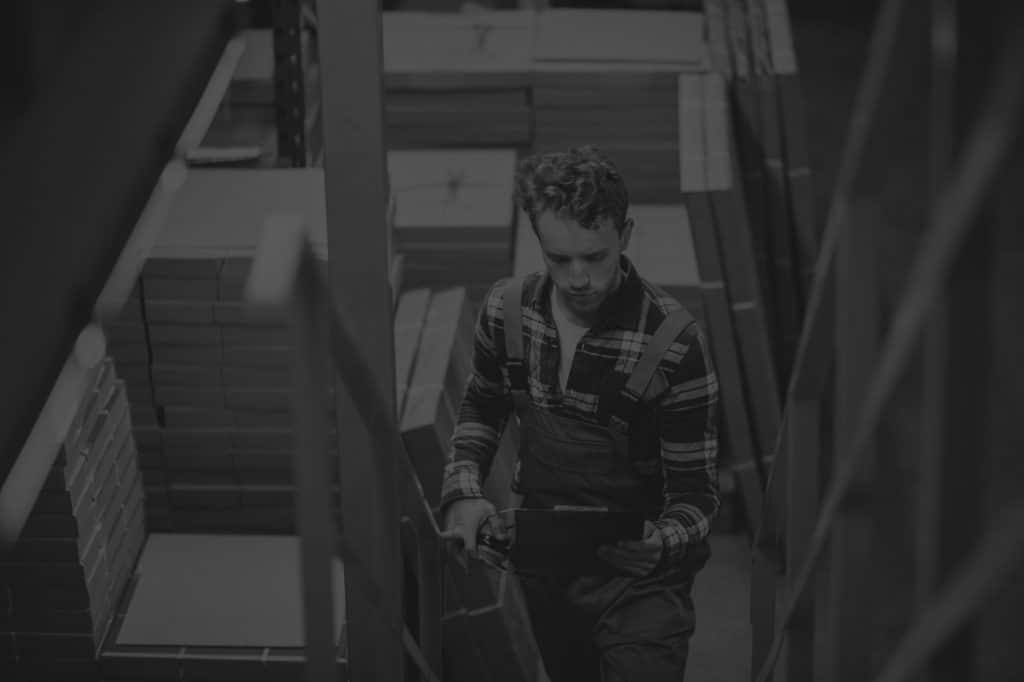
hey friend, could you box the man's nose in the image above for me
[568,261,589,288]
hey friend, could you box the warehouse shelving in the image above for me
[749,0,1024,680]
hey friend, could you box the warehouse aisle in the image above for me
[688,531,753,682]
[685,12,871,682]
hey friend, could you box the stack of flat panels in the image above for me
[513,206,704,321]
[705,0,816,380]
[193,28,321,168]
[1,359,146,681]
[100,534,346,681]
[394,288,432,418]
[382,11,535,148]
[531,9,710,202]
[106,169,346,535]
[141,256,339,535]
[388,149,518,308]
[399,287,476,510]
[679,70,781,534]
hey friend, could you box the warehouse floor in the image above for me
[689,530,755,681]
[686,12,871,681]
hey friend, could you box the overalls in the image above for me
[502,278,711,682]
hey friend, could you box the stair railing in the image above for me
[246,214,444,682]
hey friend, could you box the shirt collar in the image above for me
[534,254,644,331]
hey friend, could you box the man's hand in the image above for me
[596,520,664,577]
[439,498,507,567]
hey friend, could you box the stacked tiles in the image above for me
[105,168,345,535]
[531,9,710,202]
[141,255,340,535]
[381,10,535,148]
[514,206,704,321]
[105,286,158,436]
[388,149,518,309]
[1,358,146,682]
[399,287,477,510]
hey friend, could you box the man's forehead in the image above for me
[535,210,618,232]
[536,221,619,259]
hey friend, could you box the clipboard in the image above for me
[509,507,646,577]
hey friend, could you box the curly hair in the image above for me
[514,146,630,233]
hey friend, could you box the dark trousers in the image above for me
[520,563,700,682]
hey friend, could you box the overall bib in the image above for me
[502,278,711,682]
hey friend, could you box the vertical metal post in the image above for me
[273,0,307,167]
[784,399,819,681]
[290,239,340,682]
[316,0,404,680]
[915,2,957,679]
[824,199,880,682]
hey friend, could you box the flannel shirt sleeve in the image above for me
[654,320,721,567]
[439,279,514,512]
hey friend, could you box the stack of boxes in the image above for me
[530,9,710,202]
[398,287,477,509]
[382,10,535,149]
[392,293,544,682]
[1,358,146,680]
[137,255,339,534]
[388,149,518,308]
[106,168,349,535]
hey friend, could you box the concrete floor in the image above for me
[688,530,755,681]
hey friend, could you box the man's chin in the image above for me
[567,293,602,313]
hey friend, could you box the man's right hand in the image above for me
[440,497,503,559]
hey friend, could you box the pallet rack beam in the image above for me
[272,0,310,167]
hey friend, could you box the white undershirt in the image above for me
[549,287,590,391]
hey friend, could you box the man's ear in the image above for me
[620,217,634,251]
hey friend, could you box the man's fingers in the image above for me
[598,544,657,576]
[440,526,478,553]
[439,529,463,543]
[484,514,510,540]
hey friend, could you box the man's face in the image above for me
[534,210,632,320]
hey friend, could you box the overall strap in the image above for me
[502,277,528,392]
[608,308,696,434]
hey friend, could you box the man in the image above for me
[440,146,719,681]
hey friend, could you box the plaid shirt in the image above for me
[440,256,720,566]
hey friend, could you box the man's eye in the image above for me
[586,253,606,263]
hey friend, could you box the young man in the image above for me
[439,146,720,681]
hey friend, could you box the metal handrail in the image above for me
[246,215,442,682]
[752,18,1024,681]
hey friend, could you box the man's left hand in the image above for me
[596,520,664,577]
